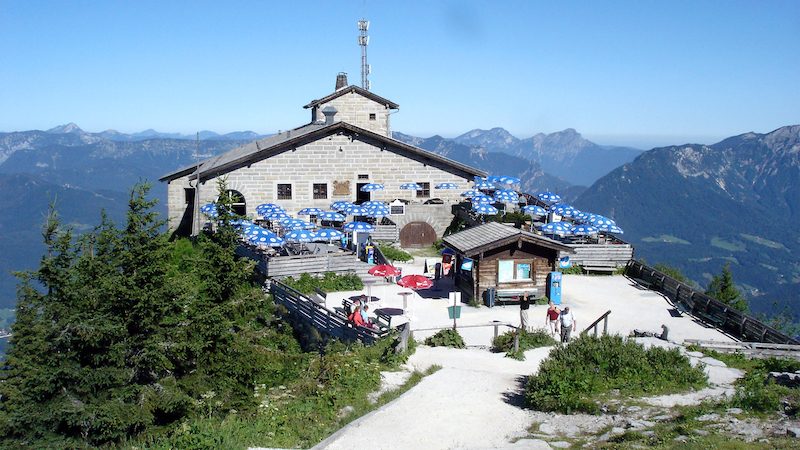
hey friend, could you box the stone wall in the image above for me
[166,132,471,235]
[311,91,392,137]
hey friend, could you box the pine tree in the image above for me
[705,262,749,312]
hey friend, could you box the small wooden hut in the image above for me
[442,222,573,304]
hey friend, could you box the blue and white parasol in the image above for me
[472,203,499,215]
[493,189,519,203]
[522,205,547,216]
[359,183,385,192]
[343,221,375,232]
[314,228,345,241]
[399,183,424,190]
[297,207,325,216]
[470,194,494,204]
[537,192,562,204]
[317,211,346,221]
[200,203,218,217]
[343,205,369,216]
[283,229,317,243]
[330,201,355,211]
[539,222,571,235]
[460,189,482,197]
[473,180,495,190]
[435,182,460,189]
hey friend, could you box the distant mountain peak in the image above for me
[47,123,85,135]
[453,127,519,151]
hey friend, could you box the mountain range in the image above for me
[0,122,797,330]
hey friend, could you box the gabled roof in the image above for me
[443,221,574,257]
[160,121,485,183]
[304,85,399,110]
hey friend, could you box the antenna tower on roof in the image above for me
[358,2,370,90]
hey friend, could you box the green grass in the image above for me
[710,237,746,252]
[739,233,787,250]
[641,235,692,245]
[402,245,443,258]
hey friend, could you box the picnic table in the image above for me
[350,295,380,302]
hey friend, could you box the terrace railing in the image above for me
[267,279,390,344]
[626,260,799,345]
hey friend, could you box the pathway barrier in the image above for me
[626,260,799,345]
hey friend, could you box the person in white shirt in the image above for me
[559,306,576,343]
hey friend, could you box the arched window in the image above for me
[224,190,247,216]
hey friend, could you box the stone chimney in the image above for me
[335,72,348,91]
[322,106,338,125]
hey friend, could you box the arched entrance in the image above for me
[400,221,436,248]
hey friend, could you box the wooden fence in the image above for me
[626,260,800,345]
[565,243,634,268]
[237,246,364,278]
[268,279,390,344]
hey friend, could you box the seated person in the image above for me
[349,306,372,328]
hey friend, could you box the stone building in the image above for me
[160,74,486,246]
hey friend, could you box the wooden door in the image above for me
[400,221,436,248]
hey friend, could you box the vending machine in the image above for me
[547,271,562,305]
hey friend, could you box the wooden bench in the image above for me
[696,308,727,330]
[582,261,618,274]
[630,277,652,290]
[495,289,538,304]
[334,299,353,317]
[308,287,327,305]
[372,310,393,331]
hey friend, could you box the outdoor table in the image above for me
[398,291,413,309]
[374,307,404,316]
[350,295,380,303]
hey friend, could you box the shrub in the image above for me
[525,334,708,413]
[282,272,363,294]
[424,329,465,349]
[560,265,583,275]
[493,328,555,354]
[378,245,413,263]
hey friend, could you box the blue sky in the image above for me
[2,0,798,148]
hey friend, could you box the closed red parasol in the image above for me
[397,274,433,290]
[368,264,402,277]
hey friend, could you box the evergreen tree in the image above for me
[705,262,749,312]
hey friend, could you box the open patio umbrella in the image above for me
[435,182,459,189]
[460,189,482,197]
[200,203,218,217]
[549,203,577,218]
[245,227,285,247]
[317,211,346,221]
[283,229,317,243]
[539,221,571,236]
[493,190,519,203]
[297,207,325,216]
[313,228,344,241]
[256,203,282,213]
[343,221,375,232]
[537,192,562,204]
[369,264,402,277]
[343,205,369,216]
[472,203,499,215]
[365,206,391,217]
[359,183,384,192]
[397,274,434,319]
[588,216,616,227]
[280,219,316,230]
[361,200,386,209]
[470,194,494,204]
[596,223,624,234]
[522,205,547,216]
[330,201,354,211]
[473,180,495,190]
[495,176,521,185]
[266,210,291,221]
[399,183,424,190]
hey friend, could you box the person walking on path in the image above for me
[519,292,531,332]
[559,306,576,343]
[546,301,560,337]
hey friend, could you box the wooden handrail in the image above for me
[582,310,611,337]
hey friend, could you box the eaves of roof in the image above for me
[443,222,574,258]
[303,85,400,110]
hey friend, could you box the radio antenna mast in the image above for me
[358,1,370,90]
